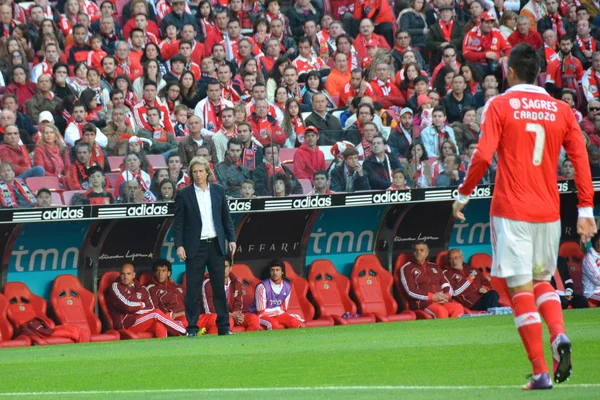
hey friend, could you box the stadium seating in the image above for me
[106,172,120,188]
[558,241,585,295]
[50,275,120,342]
[284,262,334,327]
[0,293,31,348]
[435,251,448,268]
[108,157,123,172]
[489,277,511,307]
[146,155,168,169]
[351,255,416,322]
[469,253,492,276]
[138,272,154,287]
[393,253,433,319]
[279,148,297,164]
[298,179,312,194]
[26,176,62,193]
[230,264,261,314]
[2,282,74,345]
[307,259,376,325]
[97,271,154,340]
[51,192,64,205]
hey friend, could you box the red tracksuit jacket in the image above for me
[443,264,491,308]
[201,272,244,313]
[399,260,453,310]
[105,278,154,329]
[146,278,185,315]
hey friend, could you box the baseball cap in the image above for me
[481,11,495,22]
[39,111,54,124]
[330,141,355,157]
[400,107,413,116]
[417,94,430,109]
[305,126,319,134]
[365,40,377,47]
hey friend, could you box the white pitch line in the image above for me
[1,384,599,396]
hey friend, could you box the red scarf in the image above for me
[393,44,412,54]
[73,161,94,190]
[440,20,454,42]
[548,13,566,37]
[292,116,305,144]
[264,161,284,177]
[0,179,36,208]
[243,142,258,170]
[90,143,105,168]
[20,145,31,169]
[221,83,241,103]
[287,85,303,103]
[42,144,65,175]
[254,116,272,140]
[152,128,168,142]
[576,35,597,53]
[200,17,215,38]
[435,125,450,151]
[202,100,223,131]
[244,0,261,14]
[116,56,130,76]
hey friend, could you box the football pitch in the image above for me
[0,310,599,400]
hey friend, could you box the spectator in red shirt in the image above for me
[293,127,327,184]
[581,100,600,136]
[463,10,511,74]
[507,16,544,50]
[353,18,391,60]
[249,99,286,146]
[0,125,45,179]
[545,35,584,97]
[353,0,395,47]
[370,62,406,109]
[444,249,500,311]
[34,123,66,178]
[399,241,465,318]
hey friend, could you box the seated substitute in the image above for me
[552,256,589,309]
[443,249,500,311]
[105,263,187,337]
[145,258,187,328]
[400,241,466,318]
[201,257,260,333]
[249,259,302,330]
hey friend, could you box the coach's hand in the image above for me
[229,242,237,255]
[452,201,466,222]
[577,217,597,244]
[177,246,187,261]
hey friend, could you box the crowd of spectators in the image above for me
[0,0,599,207]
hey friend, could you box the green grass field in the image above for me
[1,309,599,400]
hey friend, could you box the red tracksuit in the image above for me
[201,272,260,333]
[399,260,465,318]
[146,277,187,327]
[105,278,186,337]
[443,264,492,308]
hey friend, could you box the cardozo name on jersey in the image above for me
[510,97,558,121]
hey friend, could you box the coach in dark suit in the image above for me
[174,156,236,336]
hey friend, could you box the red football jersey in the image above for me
[459,84,593,222]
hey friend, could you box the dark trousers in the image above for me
[185,239,230,334]
[471,290,501,311]
[560,293,589,310]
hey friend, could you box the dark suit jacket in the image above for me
[304,112,343,145]
[426,19,465,69]
[173,183,235,258]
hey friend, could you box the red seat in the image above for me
[435,250,448,268]
[138,272,154,287]
[351,255,416,322]
[146,154,168,169]
[97,272,154,340]
[559,242,585,295]
[51,275,120,342]
[489,277,511,307]
[106,172,120,188]
[26,176,62,192]
[297,179,312,194]
[108,156,123,172]
[307,259,376,325]
[51,192,64,205]
[469,253,492,277]
[284,262,334,328]
[63,190,84,205]
[393,253,433,320]
[2,282,74,345]
[0,293,31,348]
[231,264,261,313]
[279,148,297,164]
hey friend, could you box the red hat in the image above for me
[331,141,355,157]
[305,126,319,134]
[365,40,377,47]
[417,94,430,109]
[481,11,495,22]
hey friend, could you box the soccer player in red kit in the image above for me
[453,43,597,390]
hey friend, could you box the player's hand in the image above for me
[176,246,186,261]
[577,217,597,244]
[452,201,466,222]
[229,242,237,255]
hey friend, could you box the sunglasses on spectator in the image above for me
[590,107,600,111]
[443,53,456,58]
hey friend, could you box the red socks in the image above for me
[512,291,548,375]
[534,281,565,342]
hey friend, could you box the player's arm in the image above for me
[454,99,502,212]
[562,110,597,242]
